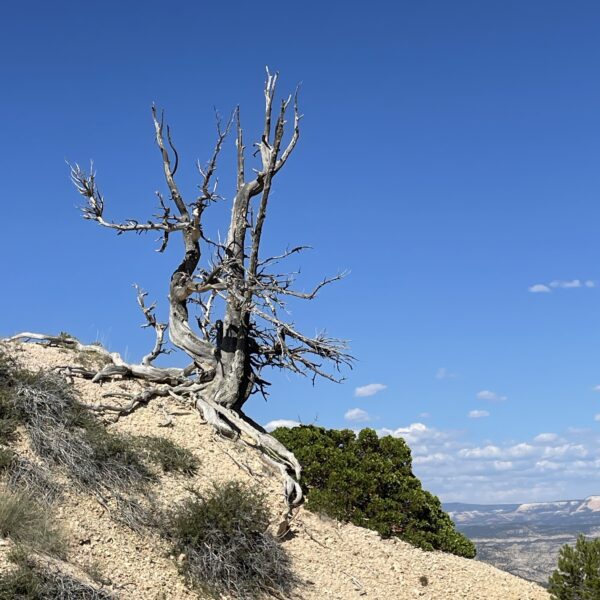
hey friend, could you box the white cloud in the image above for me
[542,444,587,459]
[476,390,507,402]
[550,279,581,288]
[594,414,600,422]
[414,453,451,465]
[507,443,536,458]
[378,422,448,445]
[593,386,600,392]
[354,383,387,397]
[567,427,591,434]
[535,460,562,471]
[344,408,371,422]
[468,410,490,419]
[534,433,558,443]
[530,279,596,293]
[459,445,502,459]
[263,419,300,432]
[529,284,551,293]
[493,461,513,471]
[418,412,431,418]
[435,367,456,380]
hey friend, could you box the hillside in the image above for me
[446,499,600,584]
[0,340,550,599]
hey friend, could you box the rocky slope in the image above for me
[1,341,550,599]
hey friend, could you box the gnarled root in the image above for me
[194,395,303,505]
[2,332,304,517]
[5,332,187,384]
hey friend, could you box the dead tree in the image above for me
[6,70,351,513]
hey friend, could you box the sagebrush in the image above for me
[165,481,298,599]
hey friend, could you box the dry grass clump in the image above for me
[0,352,117,596]
[0,477,108,598]
[9,370,157,530]
[164,481,298,600]
[0,548,114,600]
[6,457,62,506]
[132,435,199,476]
[0,489,66,558]
[0,347,150,494]
[0,348,198,531]
[0,346,197,483]
[14,374,153,494]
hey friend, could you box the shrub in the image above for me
[272,425,476,558]
[165,481,297,599]
[133,436,199,475]
[0,489,66,558]
[548,534,600,599]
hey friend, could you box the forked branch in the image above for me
[40,70,353,515]
[134,285,169,366]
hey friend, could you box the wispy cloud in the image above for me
[435,367,456,380]
[468,410,490,419]
[529,279,595,293]
[550,279,583,289]
[593,385,600,392]
[263,419,300,432]
[529,284,551,293]
[476,390,507,402]
[354,383,387,397]
[534,433,559,443]
[344,408,371,422]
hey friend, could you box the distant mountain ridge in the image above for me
[446,496,600,517]
[445,496,600,533]
[443,496,600,585]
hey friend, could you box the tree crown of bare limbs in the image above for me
[69,69,352,412]
[8,71,352,513]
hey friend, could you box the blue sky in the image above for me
[2,0,600,504]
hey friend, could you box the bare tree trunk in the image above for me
[10,70,353,513]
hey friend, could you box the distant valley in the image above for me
[444,496,600,585]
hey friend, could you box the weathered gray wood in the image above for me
[19,69,353,511]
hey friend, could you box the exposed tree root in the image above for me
[6,332,187,384]
[3,333,304,518]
